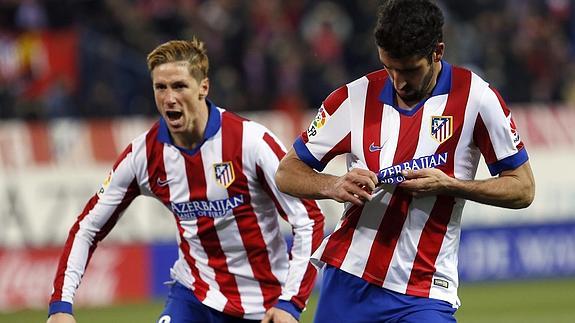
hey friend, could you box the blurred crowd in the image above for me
[0,0,574,120]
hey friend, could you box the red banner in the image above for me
[0,244,150,310]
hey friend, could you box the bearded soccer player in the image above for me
[47,38,324,323]
[275,0,535,322]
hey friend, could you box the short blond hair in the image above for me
[146,37,209,82]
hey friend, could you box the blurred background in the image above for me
[1,0,575,322]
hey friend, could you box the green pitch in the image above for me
[2,278,574,323]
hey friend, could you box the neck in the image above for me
[397,60,442,109]
[172,101,209,150]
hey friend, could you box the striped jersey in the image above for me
[49,101,325,320]
[294,61,528,307]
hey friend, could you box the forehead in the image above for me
[377,47,428,70]
[151,61,191,81]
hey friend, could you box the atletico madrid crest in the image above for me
[431,116,453,143]
[214,161,235,188]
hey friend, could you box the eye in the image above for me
[154,84,166,90]
[173,82,188,90]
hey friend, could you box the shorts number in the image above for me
[158,315,171,323]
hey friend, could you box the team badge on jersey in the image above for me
[431,116,453,143]
[97,171,113,197]
[214,162,235,188]
[307,107,328,137]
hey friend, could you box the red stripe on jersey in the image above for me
[221,112,281,312]
[364,70,388,170]
[490,86,525,151]
[406,67,471,295]
[395,112,424,163]
[300,130,309,144]
[175,217,210,300]
[89,120,118,163]
[320,133,351,165]
[27,122,51,164]
[473,115,497,164]
[362,190,412,284]
[406,195,455,296]
[145,123,170,204]
[363,87,425,283]
[91,178,140,251]
[263,132,286,160]
[436,67,471,175]
[256,164,288,222]
[323,86,349,115]
[320,205,364,266]
[291,199,324,309]
[185,149,244,315]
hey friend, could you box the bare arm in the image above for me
[399,161,535,209]
[275,149,378,206]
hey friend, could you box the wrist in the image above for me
[48,301,73,316]
[274,300,302,320]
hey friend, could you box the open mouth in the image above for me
[166,110,183,121]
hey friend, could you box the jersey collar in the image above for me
[157,99,221,155]
[379,60,452,116]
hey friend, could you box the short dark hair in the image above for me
[374,0,444,59]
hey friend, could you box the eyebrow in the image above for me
[382,63,419,72]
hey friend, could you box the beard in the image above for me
[398,63,436,104]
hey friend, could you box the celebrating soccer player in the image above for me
[275,0,535,322]
[47,38,324,323]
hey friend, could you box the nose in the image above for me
[390,72,407,90]
[165,89,177,105]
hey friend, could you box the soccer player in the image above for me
[47,38,324,323]
[275,0,535,322]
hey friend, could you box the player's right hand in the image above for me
[47,313,76,323]
[324,168,378,205]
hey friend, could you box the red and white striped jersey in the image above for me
[294,61,528,307]
[50,102,324,320]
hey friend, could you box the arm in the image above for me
[257,132,325,322]
[47,313,75,323]
[48,145,140,320]
[275,149,378,206]
[399,160,535,209]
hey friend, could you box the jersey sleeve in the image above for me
[256,130,325,312]
[473,86,528,176]
[294,85,352,171]
[48,144,141,315]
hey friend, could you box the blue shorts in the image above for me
[314,266,457,323]
[157,282,259,323]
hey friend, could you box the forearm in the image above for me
[445,164,535,209]
[275,150,337,200]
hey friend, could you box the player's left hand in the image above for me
[399,168,453,197]
[261,307,298,323]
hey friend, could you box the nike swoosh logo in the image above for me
[157,178,172,187]
[369,142,384,152]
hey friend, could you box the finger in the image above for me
[347,173,378,192]
[339,191,365,206]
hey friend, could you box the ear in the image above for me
[433,43,445,62]
[198,77,209,99]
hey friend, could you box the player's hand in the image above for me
[323,168,378,205]
[399,168,453,197]
[47,313,76,323]
[261,307,298,323]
